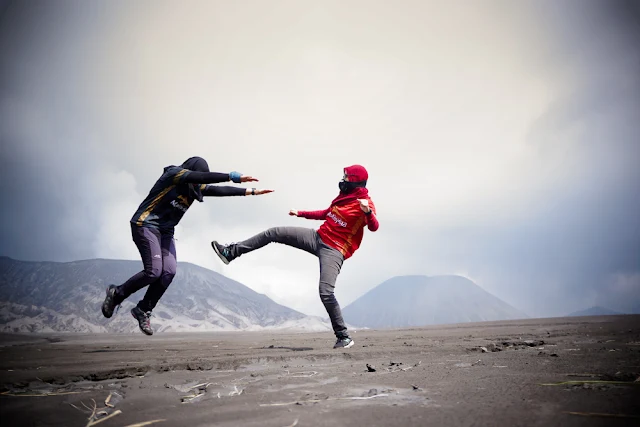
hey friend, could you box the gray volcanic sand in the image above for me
[1,316,639,426]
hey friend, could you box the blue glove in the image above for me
[229,171,242,183]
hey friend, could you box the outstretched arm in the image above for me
[201,185,274,197]
[174,169,259,185]
[291,208,330,220]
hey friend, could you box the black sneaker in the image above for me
[333,336,354,349]
[211,241,234,265]
[131,307,153,335]
[101,285,120,318]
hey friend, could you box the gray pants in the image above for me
[230,227,348,338]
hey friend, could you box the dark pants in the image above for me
[230,227,348,338]
[116,224,177,312]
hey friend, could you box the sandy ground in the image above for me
[1,315,639,427]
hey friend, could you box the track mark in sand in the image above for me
[1,390,88,397]
[2,353,356,392]
[468,339,548,353]
[282,419,299,427]
[565,411,640,419]
[286,371,319,378]
[540,380,640,387]
[122,420,166,427]
[259,394,388,407]
[259,387,431,407]
[263,346,314,352]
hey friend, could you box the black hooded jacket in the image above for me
[130,157,246,233]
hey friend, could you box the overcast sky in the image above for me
[1,0,638,318]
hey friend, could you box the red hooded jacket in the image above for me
[297,165,379,259]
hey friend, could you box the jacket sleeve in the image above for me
[200,184,246,197]
[172,168,231,184]
[365,200,379,231]
[297,208,330,220]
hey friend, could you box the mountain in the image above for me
[567,306,624,317]
[342,275,526,328]
[0,256,331,333]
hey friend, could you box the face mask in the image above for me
[339,180,366,193]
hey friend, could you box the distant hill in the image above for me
[567,306,623,317]
[0,256,331,333]
[342,275,526,328]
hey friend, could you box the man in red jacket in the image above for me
[211,165,379,349]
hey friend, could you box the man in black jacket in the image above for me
[101,156,273,335]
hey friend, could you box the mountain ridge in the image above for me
[0,256,331,333]
[567,306,624,317]
[343,274,527,328]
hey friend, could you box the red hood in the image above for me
[344,164,368,182]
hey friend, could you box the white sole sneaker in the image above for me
[211,241,230,265]
[334,338,355,349]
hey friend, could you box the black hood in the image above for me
[181,156,209,202]
[181,156,209,172]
